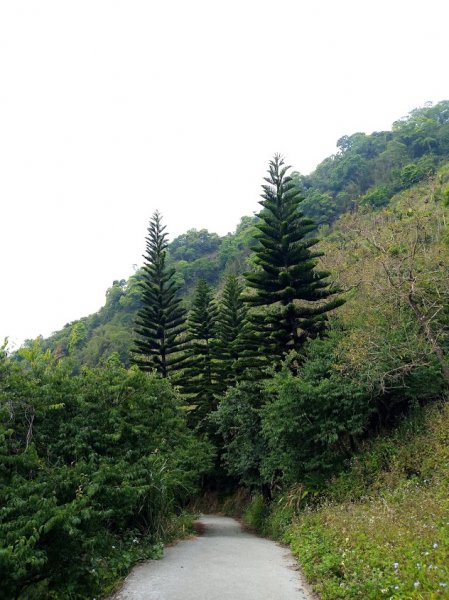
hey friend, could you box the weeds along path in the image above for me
[111,514,313,600]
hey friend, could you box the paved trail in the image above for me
[112,514,313,600]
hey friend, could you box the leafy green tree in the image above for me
[184,279,219,426]
[245,154,344,362]
[211,380,267,489]
[78,323,133,367]
[400,157,436,187]
[133,211,188,377]
[68,320,87,354]
[261,331,371,487]
[359,185,391,209]
[0,345,212,599]
[169,229,221,261]
[217,216,258,273]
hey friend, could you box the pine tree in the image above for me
[133,211,187,377]
[183,279,219,426]
[215,275,248,390]
[245,154,344,361]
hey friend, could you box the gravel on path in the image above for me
[111,514,314,600]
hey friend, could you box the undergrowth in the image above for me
[243,402,449,599]
[188,487,251,517]
[26,512,196,599]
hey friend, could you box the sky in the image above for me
[1,0,448,348]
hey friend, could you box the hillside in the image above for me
[211,160,449,489]
[39,215,258,369]
[231,160,449,598]
[39,100,449,370]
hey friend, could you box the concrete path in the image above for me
[111,514,313,600]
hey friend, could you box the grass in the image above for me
[245,402,449,599]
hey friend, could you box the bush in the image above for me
[261,333,372,487]
[243,494,268,532]
[400,156,435,188]
[0,348,213,599]
[274,403,449,599]
[211,380,267,488]
[359,185,391,208]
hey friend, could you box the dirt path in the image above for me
[111,514,314,600]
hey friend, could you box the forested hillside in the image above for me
[39,216,258,370]
[39,101,449,371]
[3,101,449,599]
[296,100,449,224]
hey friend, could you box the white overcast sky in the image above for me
[1,0,448,347]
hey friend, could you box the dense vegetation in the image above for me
[296,100,449,225]
[3,100,449,599]
[0,343,212,598]
[243,401,449,598]
[40,101,449,372]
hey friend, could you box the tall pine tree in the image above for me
[215,275,248,390]
[133,211,187,377]
[245,154,343,361]
[183,279,219,427]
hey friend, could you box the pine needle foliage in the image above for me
[245,154,344,360]
[184,279,219,427]
[215,275,248,390]
[133,211,188,377]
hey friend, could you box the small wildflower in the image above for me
[433,543,438,549]
[416,563,421,568]
[133,538,139,544]
[394,585,399,590]
[413,582,420,589]
[440,583,448,588]
[393,562,399,570]
[112,545,116,549]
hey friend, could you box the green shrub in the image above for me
[261,332,372,487]
[359,185,391,208]
[243,494,268,532]
[269,402,449,599]
[0,347,213,599]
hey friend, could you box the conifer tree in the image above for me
[133,211,187,377]
[184,279,219,426]
[215,275,248,390]
[245,154,343,361]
